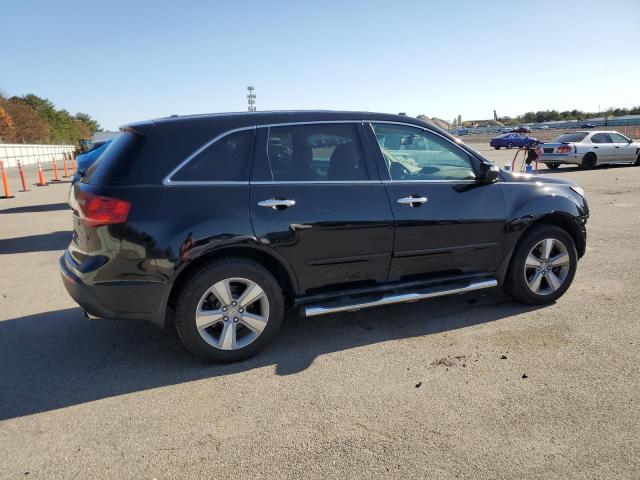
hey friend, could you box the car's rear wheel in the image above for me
[581,153,596,169]
[507,142,514,149]
[494,146,501,150]
[504,224,577,305]
[545,162,560,170]
[635,152,640,166]
[174,258,284,362]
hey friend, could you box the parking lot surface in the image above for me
[1,144,639,479]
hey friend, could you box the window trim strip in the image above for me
[163,119,485,186]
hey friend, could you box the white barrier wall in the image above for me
[0,144,75,168]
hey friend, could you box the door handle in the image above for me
[397,195,428,206]
[593,146,599,149]
[258,198,296,209]
[614,146,620,148]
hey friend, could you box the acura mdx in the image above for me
[61,111,588,362]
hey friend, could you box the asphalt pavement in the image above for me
[0,143,638,479]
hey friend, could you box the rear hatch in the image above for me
[68,128,148,267]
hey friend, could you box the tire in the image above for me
[174,257,284,362]
[507,142,514,149]
[494,146,501,150]
[580,153,596,169]
[545,162,560,170]
[503,224,577,306]
[635,152,640,166]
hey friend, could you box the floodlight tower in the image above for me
[247,86,256,112]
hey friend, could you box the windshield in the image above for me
[552,133,588,143]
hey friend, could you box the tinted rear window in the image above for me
[171,129,255,182]
[552,133,588,143]
[83,131,146,185]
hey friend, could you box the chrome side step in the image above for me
[303,279,498,317]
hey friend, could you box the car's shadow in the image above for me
[0,291,543,421]
[0,231,72,254]
[0,202,69,215]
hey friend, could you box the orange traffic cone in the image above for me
[51,157,61,182]
[1,160,15,199]
[70,153,77,173]
[62,153,70,178]
[36,160,47,187]
[17,159,29,192]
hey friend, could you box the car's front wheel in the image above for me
[494,146,501,150]
[635,152,640,166]
[504,224,577,305]
[545,162,560,170]
[174,258,284,362]
[507,142,514,149]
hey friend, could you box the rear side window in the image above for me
[267,123,367,181]
[171,129,255,182]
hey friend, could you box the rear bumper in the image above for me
[59,251,168,328]
[539,153,581,165]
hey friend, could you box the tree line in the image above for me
[501,106,640,126]
[0,93,101,145]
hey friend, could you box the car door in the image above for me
[609,132,635,162]
[590,133,615,163]
[249,122,394,294]
[366,122,507,281]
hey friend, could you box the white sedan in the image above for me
[538,131,640,169]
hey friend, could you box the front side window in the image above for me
[591,133,613,144]
[172,129,255,181]
[371,123,476,181]
[609,133,630,143]
[267,123,367,181]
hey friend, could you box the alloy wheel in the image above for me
[195,277,270,350]
[523,238,571,295]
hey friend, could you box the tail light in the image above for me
[77,191,130,227]
[557,145,572,154]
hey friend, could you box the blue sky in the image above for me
[2,0,639,130]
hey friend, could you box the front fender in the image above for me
[495,183,588,283]
[507,194,586,234]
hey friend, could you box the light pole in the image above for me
[247,86,256,112]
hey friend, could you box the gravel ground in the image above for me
[1,147,639,479]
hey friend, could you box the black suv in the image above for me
[61,111,588,362]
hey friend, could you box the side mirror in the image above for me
[629,138,634,144]
[477,162,500,183]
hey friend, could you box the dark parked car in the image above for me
[580,123,595,129]
[512,126,532,133]
[489,133,539,149]
[60,111,588,362]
